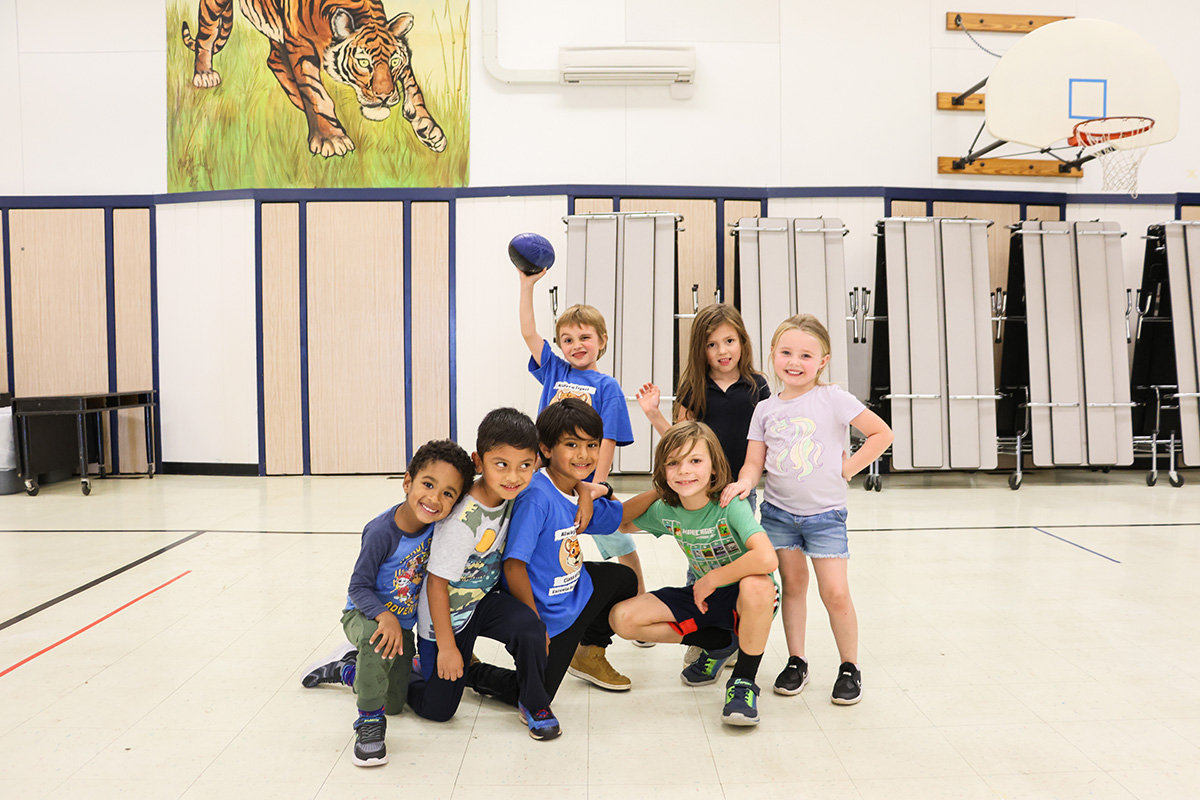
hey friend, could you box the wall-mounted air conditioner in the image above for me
[557,46,696,87]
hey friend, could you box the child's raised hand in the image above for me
[518,266,549,286]
[437,644,464,681]
[719,479,751,508]
[635,383,661,416]
[369,613,405,659]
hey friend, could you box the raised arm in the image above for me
[518,268,549,364]
[593,439,616,482]
[635,383,672,436]
[842,408,893,480]
[720,439,766,507]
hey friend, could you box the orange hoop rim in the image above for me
[1069,116,1156,147]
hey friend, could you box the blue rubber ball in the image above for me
[508,232,555,274]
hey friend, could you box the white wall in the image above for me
[155,200,258,464]
[454,195,569,445]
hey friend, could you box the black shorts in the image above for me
[652,583,742,637]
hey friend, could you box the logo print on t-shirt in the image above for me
[550,382,595,406]
[771,416,823,480]
[558,534,583,574]
[475,527,497,553]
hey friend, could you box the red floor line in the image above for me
[0,570,192,679]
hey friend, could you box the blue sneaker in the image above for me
[680,636,740,686]
[722,677,760,726]
[518,703,562,741]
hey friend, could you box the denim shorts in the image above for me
[759,501,849,558]
[592,530,637,559]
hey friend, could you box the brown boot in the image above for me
[567,645,631,691]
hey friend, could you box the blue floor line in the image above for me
[1033,527,1121,563]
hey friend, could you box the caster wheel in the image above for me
[25,479,39,497]
[1146,473,1157,486]
[873,477,882,492]
[81,482,91,496]
[1169,473,1185,488]
[1101,466,1111,474]
[1008,473,1022,490]
[863,476,874,491]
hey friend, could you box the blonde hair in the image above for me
[676,304,763,422]
[555,304,608,358]
[769,314,832,384]
[651,421,732,507]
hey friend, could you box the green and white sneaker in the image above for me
[722,677,760,726]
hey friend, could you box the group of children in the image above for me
[301,262,893,766]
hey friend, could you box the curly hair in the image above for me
[406,439,476,498]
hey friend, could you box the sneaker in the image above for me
[567,645,631,691]
[632,640,656,648]
[351,714,387,766]
[302,642,357,688]
[682,645,703,669]
[831,662,862,705]
[773,655,810,696]
[518,703,562,741]
[680,636,740,687]
[722,677,761,726]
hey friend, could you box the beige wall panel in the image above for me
[262,203,303,475]
[934,202,1020,387]
[410,202,451,444]
[574,198,615,215]
[1181,206,1200,221]
[10,209,108,396]
[619,199,717,382]
[307,202,406,474]
[113,209,153,473]
[724,200,762,305]
[890,200,927,218]
[1026,205,1062,222]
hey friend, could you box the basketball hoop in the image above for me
[1069,116,1156,197]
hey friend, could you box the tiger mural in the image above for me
[181,0,447,158]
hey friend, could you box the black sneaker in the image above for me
[831,662,862,705]
[773,655,809,696]
[519,703,563,741]
[352,714,387,766]
[302,643,357,688]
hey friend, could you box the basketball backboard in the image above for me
[985,18,1178,151]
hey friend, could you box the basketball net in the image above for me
[1069,117,1155,198]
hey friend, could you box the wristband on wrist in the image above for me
[598,481,615,500]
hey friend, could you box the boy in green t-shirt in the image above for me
[607,421,778,726]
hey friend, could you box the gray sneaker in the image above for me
[352,714,387,766]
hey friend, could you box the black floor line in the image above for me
[1033,527,1121,563]
[0,530,208,631]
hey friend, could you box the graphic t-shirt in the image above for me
[345,505,433,629]
[416,494,511,640]
[633,496,765,585]
[529,339,634,446]
[748,383,867,516]
[502,470,623,637]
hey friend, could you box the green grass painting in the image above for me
[167,0,469,191]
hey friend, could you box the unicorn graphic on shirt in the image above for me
[771,415,822,481]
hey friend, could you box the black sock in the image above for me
[680,628,733,652]
[731,650,762,683]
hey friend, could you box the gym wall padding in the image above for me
[306,202,406,474]
[410,202,452,445]
[9,209,108,396]
[113,208,153,474]
[261,203,303,475]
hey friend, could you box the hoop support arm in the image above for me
[952,139,1007,169]
[952,77,988,106]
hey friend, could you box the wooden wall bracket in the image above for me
[938,156,1082,178]
[938,92,985,111]
[946,12,1071,33]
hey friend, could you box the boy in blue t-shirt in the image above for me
[408,408,562,740]
[302,440,474,768]
[517,265,648,602]
[470,399,641,705]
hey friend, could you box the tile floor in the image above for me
[1,468,1198,799]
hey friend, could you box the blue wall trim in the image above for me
[254,202,266,476]
[148,205,162,466]
[2,208,13,393]
[298,202,311,476]
[403,201,414,464]
[448,201,458,442]
[104,209,120,475]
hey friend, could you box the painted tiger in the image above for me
[181,0,447,158]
